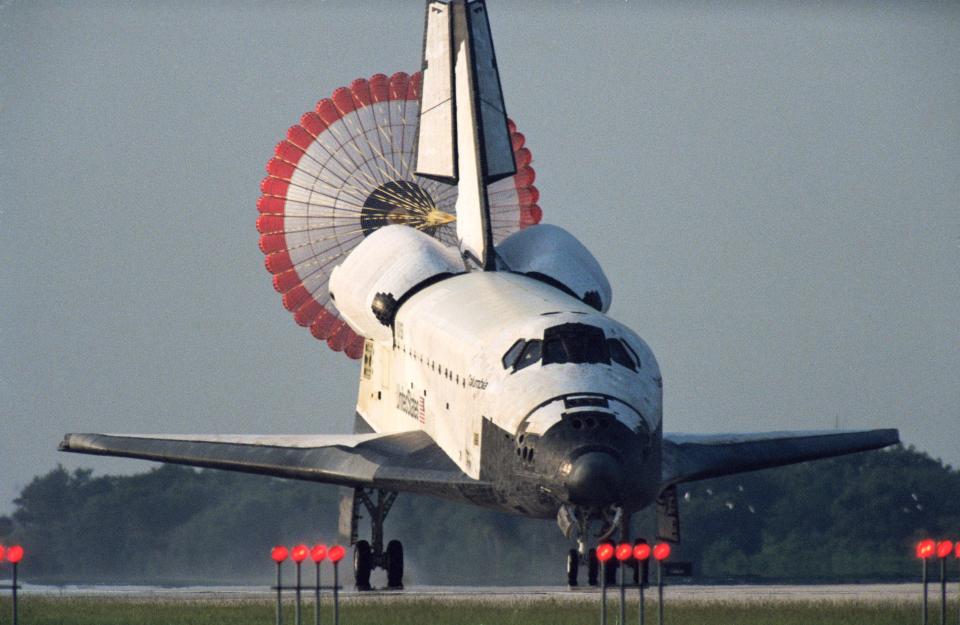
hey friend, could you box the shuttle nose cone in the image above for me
[565,451,624,507]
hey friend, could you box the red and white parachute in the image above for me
[257,72,542,359]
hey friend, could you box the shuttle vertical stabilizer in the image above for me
[415,0,516,270]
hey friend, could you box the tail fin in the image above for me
[415,0,515,270]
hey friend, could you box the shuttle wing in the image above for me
[660,428,900,487]
[59,431,494,504]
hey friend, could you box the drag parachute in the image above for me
[257,72,542,359]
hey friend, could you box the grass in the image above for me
[0,595,924,625]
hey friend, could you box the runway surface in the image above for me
[20,583,922,604]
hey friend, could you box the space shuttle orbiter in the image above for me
[61,0,898,590]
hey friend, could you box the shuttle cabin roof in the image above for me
[397,271,617,355]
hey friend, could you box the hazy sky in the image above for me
[1,1,957,515]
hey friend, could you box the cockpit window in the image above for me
[622,339,641,369]
[543,338,567,364]
[502,339,526,370]
[505,325,641,373]
[607,338,637,371]
[515,340,542,371]
[542,323,611,366]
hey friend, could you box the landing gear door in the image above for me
[461,412,483,479]
[656,484,681,544]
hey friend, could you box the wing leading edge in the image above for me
[661,428,900,488]
[59,431,496,506]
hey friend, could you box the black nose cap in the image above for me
[565,451,624,507]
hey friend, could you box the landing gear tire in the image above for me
[386,539,404,589]
[353,540,372,591]
[566,549,580,587]
[587,548,599,586]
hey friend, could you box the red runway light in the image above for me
[916,539,936,559]
[328,545,345,563]
[6,545,23,564]
[310,544,327,563]
[633,543,651,561]
[615,543,632,561]
[596,543,614,563]
[653,543,671,561]
[291,544,309,563]
[936,540,954,559]
[271,545,289,563]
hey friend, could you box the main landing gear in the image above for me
[341,488,404,590]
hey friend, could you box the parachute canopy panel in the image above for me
[257,72,541,360]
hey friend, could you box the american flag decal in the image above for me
[418,397,426,424]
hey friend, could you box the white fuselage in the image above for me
[355,271,662,483]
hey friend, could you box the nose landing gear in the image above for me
[565,547,604,586]
[560,504,628,588]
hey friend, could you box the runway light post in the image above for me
[292,544,309,625]
[328,545,345,625]
[653,543,671,625]
[936,541,953,625]
[311,544,327,625]
[596,543,614,625]
[4,545,25,625]
[955,543,960,625]
[633,542,651,625]
[616,543,632,625]
[918,539,936,625]
[271,545,289,625]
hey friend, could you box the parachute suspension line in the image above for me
[266,174,369,210]
[390,94,449,212]
[306,125,388,204]
[296,236,366,292]
[393,95,455,212]
[273,147,371,207]
[285,141,382,208]
[323,115,390,190]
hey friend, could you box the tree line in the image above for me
[1,444,956,585]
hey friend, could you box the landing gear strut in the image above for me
[341,488,403,590]
[566,549,580,586]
